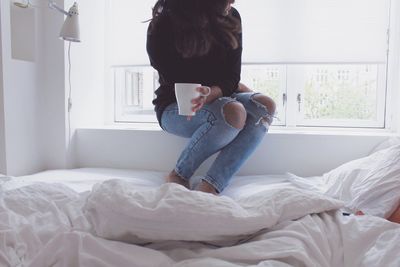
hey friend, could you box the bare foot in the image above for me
[166,170,189,189]
[196,180,218,195]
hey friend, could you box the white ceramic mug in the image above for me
[174,83,211,116]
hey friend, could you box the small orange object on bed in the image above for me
[388,203,400,224]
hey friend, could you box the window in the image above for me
[114,66,158,123]
[108,0,393,129]
[292,64,385,128]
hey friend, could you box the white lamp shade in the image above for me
[60,2,80,42]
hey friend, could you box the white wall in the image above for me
[76,129,392,177]
[67,0,106,129]
[0,18,6,173]
[0,0,70,175]
[386,0,400,133]
[61,0,107,166]
[393,1,400,132]
[0,0,108,175]
[0,1,44,175]
[37,0,69,170]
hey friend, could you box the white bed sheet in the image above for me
[1,168,399,267]
[2,168,295,198]
[1,168,167,192]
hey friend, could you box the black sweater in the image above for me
[146,8,243,124]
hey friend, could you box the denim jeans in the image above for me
[160,92,273,193]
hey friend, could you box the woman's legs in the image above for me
[161,98,247,190]
[201,92,276,193]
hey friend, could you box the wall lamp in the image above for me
[13,0,80,42]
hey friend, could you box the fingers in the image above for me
[191,95,206,113]
[188,86,210,115]
[192,102,203,113]
[191,95,205,105]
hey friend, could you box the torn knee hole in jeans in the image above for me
[220,99,244,130]
[256,112,279,127]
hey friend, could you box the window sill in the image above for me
[78,123,399,137]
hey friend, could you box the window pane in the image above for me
[114,66,157,123]
[293,64,385,127]
[241,65,286,125]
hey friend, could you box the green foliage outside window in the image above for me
[303,70,377,121]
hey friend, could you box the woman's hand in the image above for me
[188,83,250,120]
[186,86,219,121]
[191,86,211,113]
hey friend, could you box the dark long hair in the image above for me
[149,0,241,58]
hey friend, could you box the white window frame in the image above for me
[385,0,400,132]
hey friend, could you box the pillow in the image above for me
[370,137,400,153]
[322,144,400,218]
[83,180,343,245]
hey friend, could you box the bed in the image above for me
[1,145,400,266]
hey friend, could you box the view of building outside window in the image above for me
[302,65,379,121]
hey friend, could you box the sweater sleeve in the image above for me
[216,8,243,97]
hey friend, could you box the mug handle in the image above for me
[199,86,211,97]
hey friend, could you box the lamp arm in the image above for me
[48,1,70,16]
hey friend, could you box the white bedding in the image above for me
[84,180,343,245]
[289,144,400,218]
[1,168,399,267]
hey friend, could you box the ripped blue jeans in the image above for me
[160,92,273,193]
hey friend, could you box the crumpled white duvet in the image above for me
[1,179,400,267]
[289,144,400,218]
[84,180,343,245]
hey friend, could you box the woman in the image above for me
[147,0,276,194]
